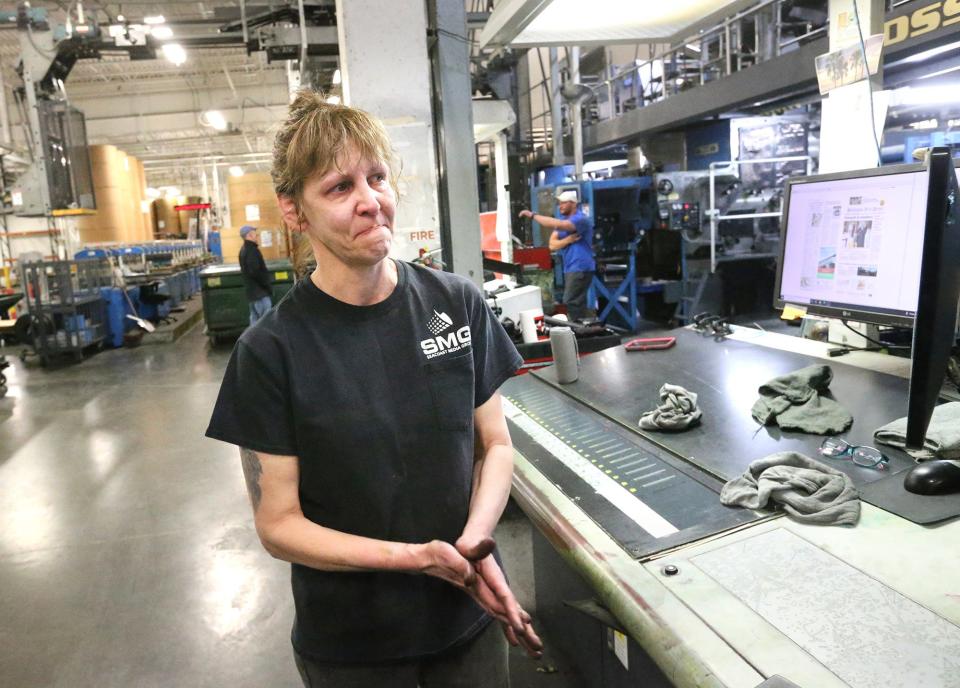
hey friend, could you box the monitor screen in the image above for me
[775,164,929,326]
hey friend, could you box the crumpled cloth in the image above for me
[751,365,853,435]
[639,383,702,431]
[720,451,860,526]
[874,401,960,461]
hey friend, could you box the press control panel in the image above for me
[658,201,700,232]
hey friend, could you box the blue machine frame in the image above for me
[529,175,657,330]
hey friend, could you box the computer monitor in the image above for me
[774,162,929,327]
[906,147,960,448]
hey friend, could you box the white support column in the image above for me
[334,0,440,265]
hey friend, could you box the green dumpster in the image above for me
[200,260,295,343]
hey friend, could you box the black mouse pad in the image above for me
[859,469,960,524]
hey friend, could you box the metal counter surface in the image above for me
[530,327,916,485]
[508,328,960,687]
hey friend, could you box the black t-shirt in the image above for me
[206,260,522,663]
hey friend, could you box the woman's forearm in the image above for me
[257,512,424,573]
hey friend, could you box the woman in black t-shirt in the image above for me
[206,91,541,686]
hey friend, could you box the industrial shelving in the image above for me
[20,259,111,364]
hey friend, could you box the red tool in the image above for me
[624,336,676,352]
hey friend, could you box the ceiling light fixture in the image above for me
[325,95,341,105]
[228,165,244,177]
[918,64,960,81]
[144,15,165,25]
[892,86,960,106]
[161,43,186,66]
[909,118,939,130]
[151,25,173,40]
[903,40,960,64]
[483,0,741,49]
[332,68,342,85]
[202,110,228,130]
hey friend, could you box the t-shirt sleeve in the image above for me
[205,338,298,455]
[574,215,592,246]
[468,284,523,407]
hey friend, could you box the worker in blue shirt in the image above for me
[520,190,596,321]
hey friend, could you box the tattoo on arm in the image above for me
[240,448,263,511]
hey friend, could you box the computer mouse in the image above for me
[903,460,960,496]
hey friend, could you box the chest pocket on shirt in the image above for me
[425,351,475,431]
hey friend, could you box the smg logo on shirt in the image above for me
[420,308,471,359]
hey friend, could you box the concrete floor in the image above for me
[0,319,580,687]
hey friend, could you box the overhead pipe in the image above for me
[297,0,309,84]
[570,46,583,180]
[0,64,10,147]
[549,48,563,166]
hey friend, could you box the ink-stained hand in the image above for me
[420,540,480,588]
[456,535,544,659]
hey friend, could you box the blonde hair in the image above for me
[272,90,400,275]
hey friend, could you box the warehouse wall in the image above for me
[222,172,289,264]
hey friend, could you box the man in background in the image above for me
[238,225,273,324]
[520,190,596,321]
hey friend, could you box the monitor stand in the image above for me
[827,319,879,349]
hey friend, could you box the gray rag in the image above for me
[873,401,960,461]
[639,383,702,431]
[720,451,861,526]
[751,364,853,435]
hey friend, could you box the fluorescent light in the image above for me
[151,25,173,40]
[892,86,960,106]
[228,165,244,177]
[145,187,160,198]
[583,159,628,173]
[918,64,960,81]
[948,119,960,128]
[162,187,180,197]
[162,43,186,66]
[202,110,228,130]
[325,95,341,105]
[332,68,341,85]
[909,118,939,130]
[903,40,960,64]
[144,15,165,25]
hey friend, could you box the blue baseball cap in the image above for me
[239,225,256,238]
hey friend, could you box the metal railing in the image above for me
[517,0,832,159]
[707,155,814,272]
[586,0,828,126]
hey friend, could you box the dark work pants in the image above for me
[563,271,595,321]
[294,620,509,688]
